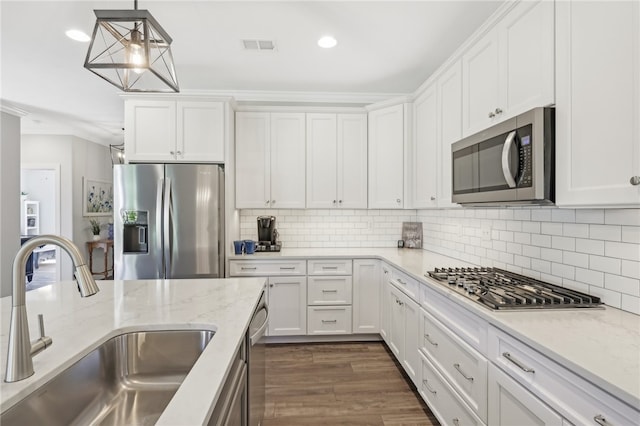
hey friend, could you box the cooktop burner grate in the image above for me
[426,267,604,310]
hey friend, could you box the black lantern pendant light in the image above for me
[84,0,179,92]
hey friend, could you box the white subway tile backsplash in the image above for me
[605,274,640,296]
[575,238,605,256]
[522,245,541,259]
[522,221,541,234]
[514,232,531,245]
[552,209,576,223]
[575,268,604,287]
[563,223,590,238]
[589,286,622,309]
[589,255,621,274]
[531,234,552,248]
[513,209,531,221]
[541,222,563,236]
[541,248,563,263]
[590,224,622,241]
[605,209,640,226]
[552,236,575,251]
[531,258,551,274]
[531,209,552,221]
[622,226,640,244]
[552,263,575,280]
[605,241,640,262]
[563,251,589,268]
[621,295,640,315]
[575,209,605,224]
[621,260,640,279]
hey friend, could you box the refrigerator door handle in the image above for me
[163,178,173,277]
[156,178,165,278]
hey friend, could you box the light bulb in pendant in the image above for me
[128,29,145,74]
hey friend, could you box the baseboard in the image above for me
[264,333,382,344]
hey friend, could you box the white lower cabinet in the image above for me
[267,277,307,336]
[307,306,352,335]
[488,363,563,426]
[419,308,488,422]
[379,264,392,343]
[352,259,380,334]
[420,352,485,426]
[307,276,352,306]
[388,281,420,386]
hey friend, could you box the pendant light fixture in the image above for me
[84,0,179,92]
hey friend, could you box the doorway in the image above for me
[20,164,61,289]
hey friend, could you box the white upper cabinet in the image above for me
[555,0,640,207]
[413,84,439,208]
[236,112,306,209]
[462,0,554,137]
[368,103,406,209]
[307,113,367,209]
[125,99,225,162]
[437,60,463,208]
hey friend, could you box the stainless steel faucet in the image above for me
[5,235,99,383]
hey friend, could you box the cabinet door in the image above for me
[556,1,640,207]
[462,29,500,136]
[235,112,270,208]
[402,293,420,386]
[379,265,391,343]
[498,0,555,117]
[125,100,176,162]
[488,363,563,426]
[267,276,307,336]
[337,114,368,208]
[437,60,462,208]
[352,259,380,334]
[306,114,338,208]
[177,101,224,162]
[413,84,439,208]
[270,113,306,209]
[388,284,405,360]
[368,104,405,208]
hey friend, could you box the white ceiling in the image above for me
[1,1,502,145]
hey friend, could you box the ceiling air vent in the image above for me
[242,39,276,51]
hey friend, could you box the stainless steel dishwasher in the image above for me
[248,290,268,426]
[209,289,268,426]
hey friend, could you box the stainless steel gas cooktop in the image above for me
[426,267,604,311]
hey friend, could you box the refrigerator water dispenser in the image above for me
[122,210,148,254]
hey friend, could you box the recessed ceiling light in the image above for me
[65,29,90,42]
[318,36,337,49]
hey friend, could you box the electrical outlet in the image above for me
[482,228,492,240]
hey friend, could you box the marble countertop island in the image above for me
[0,277,266,425]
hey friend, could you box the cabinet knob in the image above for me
[495,107,503,114]
[170,151,175,155]
[269,283,274,287]
[430,196,436,201]
[396,198,401,203]
[488,112,496,118]
[265,200,270,205]
[630,176,640,186]
[271,200,276,204]
[176,150,182,157]
[338,200,343,204]
[333,200,336,204]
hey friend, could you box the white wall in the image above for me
[0,111,21,297]
[21,135,112,279]
[21,169,56,234]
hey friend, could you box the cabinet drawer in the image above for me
[420,308,488,422]
[307,306,352,335]
[229,260,306,276]
[489,326,639,426]
[390,268,420,302]
[420,282,487,353]
[420,351,485,426]
[307,259,353,275]
[307,276,352,305]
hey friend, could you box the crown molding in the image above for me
[0,101,29,117]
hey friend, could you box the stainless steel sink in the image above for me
[1,329,215,426]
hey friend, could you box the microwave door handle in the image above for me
[501,131,517,188]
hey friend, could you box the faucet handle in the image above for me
[38,314,45,339]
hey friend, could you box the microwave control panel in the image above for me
[518,130,533,187]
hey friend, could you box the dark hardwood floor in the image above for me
[264,342,440,426]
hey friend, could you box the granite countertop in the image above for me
[0,277,266,425]
[230,247,640,409]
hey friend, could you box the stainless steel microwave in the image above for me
[451,107,555,206]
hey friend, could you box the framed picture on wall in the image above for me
[83,178,113,217]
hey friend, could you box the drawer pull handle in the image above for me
[424,334,438,347]
[594,415,612,426]
[503,352,535,373]
[322,319,337,324]
[322,289,338,293]
[453,419,460,426]
[422,379,437,394]
[397,279,406,285]
[454,363,474,382]
[280,267,296,270]
[322,266,338,270]
[241,267,257,270]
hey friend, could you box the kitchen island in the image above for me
[0,277,266,425]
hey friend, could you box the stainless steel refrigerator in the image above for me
[113,164,224,280]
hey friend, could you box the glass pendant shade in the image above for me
[84,9,179,92]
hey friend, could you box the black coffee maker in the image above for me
[256,216,281,252]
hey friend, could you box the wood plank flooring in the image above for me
[264,342,440,426]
